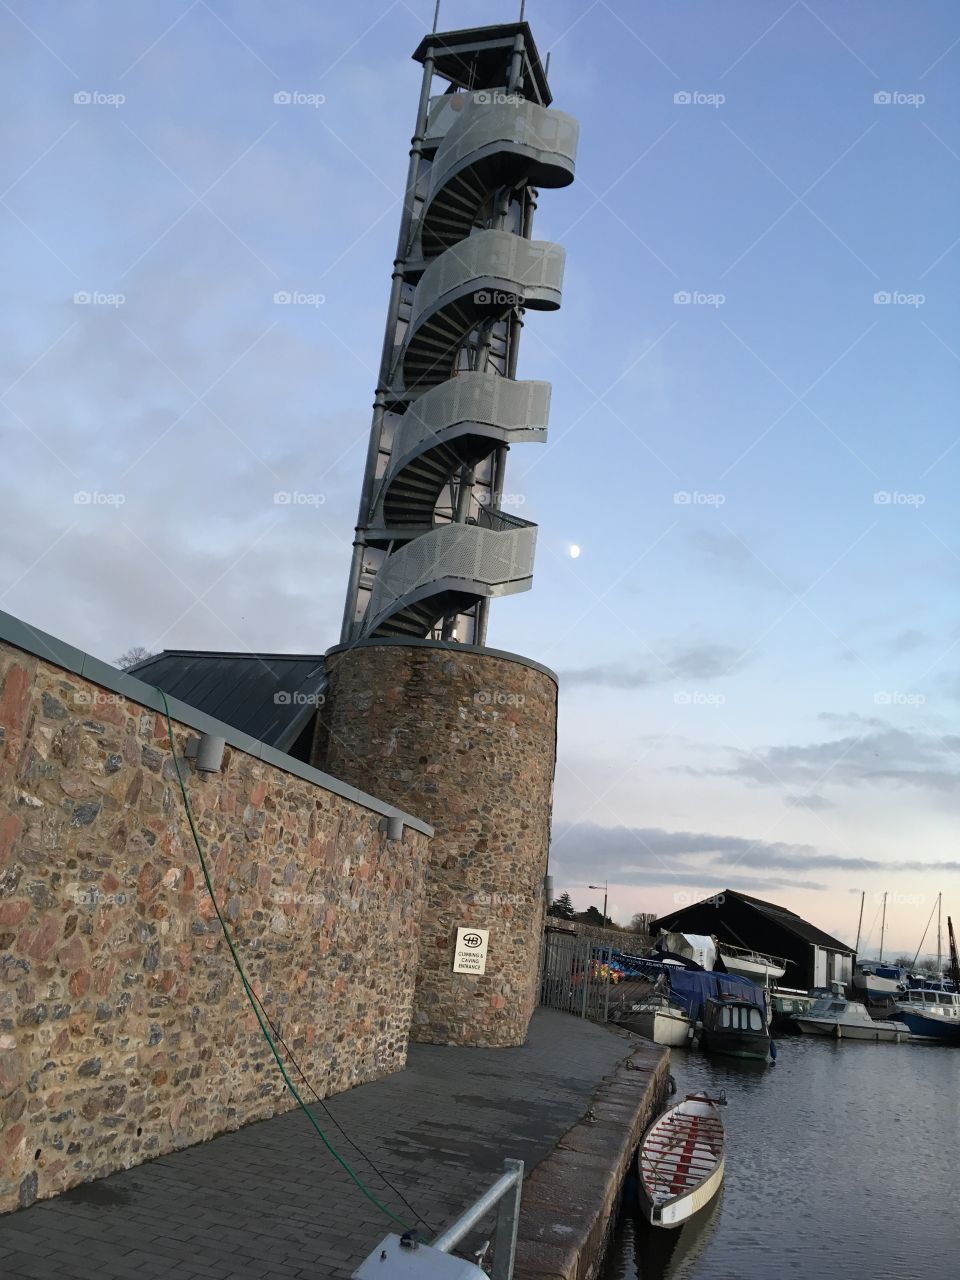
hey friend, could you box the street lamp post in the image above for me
[589,882,608,926]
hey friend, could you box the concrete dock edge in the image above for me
[513,1035,670,1280]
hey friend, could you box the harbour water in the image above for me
[604,1036,960,1279]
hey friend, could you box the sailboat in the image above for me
[852,891,905,1002]
[891,911,960,1044]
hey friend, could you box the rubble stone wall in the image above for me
[317,641,558,1048]
[0,639,430,1214]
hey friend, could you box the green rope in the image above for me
[156,688,410,1229]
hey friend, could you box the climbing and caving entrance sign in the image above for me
[453,927,490,974]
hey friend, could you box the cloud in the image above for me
[689,717,960,797]
[549,820,960,887]
[686,528,795,592]
[560,642,743,690]
[784,793,835,811]
[888,629,927,655]
[549,820,827,892]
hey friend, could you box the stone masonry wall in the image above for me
[0,639,430,1214]
[316,642,558,1049]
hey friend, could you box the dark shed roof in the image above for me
[730,891,853,953]
[128,651,325,753]
[653,889,853,955]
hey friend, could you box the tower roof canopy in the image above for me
[128,650,325,753]
[412,21,552,106]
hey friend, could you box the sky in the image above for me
[2,1,959,957]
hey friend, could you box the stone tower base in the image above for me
[314,640,558,1048]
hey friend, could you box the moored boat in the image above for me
[620,994,694,1047]
[852,960,905,1003]
[638,1093,726,1229]
[796,987,906,1041]
[769,988,813,1034]
[717,941,787,985]
[891,987,960,1044]
[699,994,771,1061]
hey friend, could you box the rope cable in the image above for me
[246,983,435,1231]
[156,688,412,1229]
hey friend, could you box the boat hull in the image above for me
[894,1011,960,1044]
[648,1157,725,1228]
[852,973,903,1000]
[720,955,786,983]
[700,1029,769,1061]
[623,1009,692,1047]
[796,1016,905,1042]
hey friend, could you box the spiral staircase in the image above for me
[342,25,578,645]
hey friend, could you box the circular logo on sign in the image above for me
[462,933,483,948]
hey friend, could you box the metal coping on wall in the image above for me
[324,637,558,686]
[0,607,434,837]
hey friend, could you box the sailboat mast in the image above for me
[854,890,865,955]
[879,891,887,963]
[937,892,942,976]
[948,916,960,989]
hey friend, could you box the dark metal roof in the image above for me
[729,891,853,954]
[653,889,853,955]
[128,651,325,752]
[412,22,552,106]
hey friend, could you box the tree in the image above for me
[574,905,611,927]
[116,646,154,671]
[629,911,656,935]
[547,891,575,920]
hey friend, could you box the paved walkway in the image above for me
[0,1010,638,1280]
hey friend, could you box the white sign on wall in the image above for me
[453,926,490,974]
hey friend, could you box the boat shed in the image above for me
[651,890,855,991]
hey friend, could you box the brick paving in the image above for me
[0,1010,638,1280]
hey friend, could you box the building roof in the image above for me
[412,22,552,106]
[653,889,854,955]
[128,650,325,753]
[729,891,854,953]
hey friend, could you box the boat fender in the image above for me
[769,1039,778,1063]
[666,1073,677,1096]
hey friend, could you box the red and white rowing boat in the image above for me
[638,1092,726,1228]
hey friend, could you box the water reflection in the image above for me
[632,1193,722,1280]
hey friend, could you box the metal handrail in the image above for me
[387,372,550,474]
[429,93,578,189]
[432,1158,524,1280]
[474,504,531,532]
[364,518,536,634]
[411,229,565,321]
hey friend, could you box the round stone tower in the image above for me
[314,639,557,1048]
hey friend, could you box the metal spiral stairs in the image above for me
[347,55,578,643]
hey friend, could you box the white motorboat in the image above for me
[622,995,694,1047]
[639,1093,725,1228]
[796,986,906,1042]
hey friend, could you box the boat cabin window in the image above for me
[829,1001,845,1012]
[748,1008,763,1031]
[721,1006,731,1028]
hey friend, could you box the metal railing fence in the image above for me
[539,928,612,1023]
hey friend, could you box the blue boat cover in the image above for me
[667,968,766,1021]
